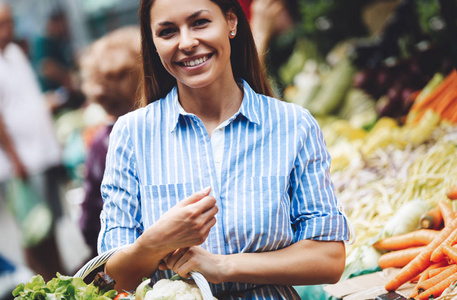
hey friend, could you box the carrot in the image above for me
[438,200,455,227]
[442,244,457,264]
[434,88,457,115]
[438,93,457,122]
[416,272,457,300]
[420,207,443,230]
[428,265,452,277]
[409,70,457,123]
[450,105,457,123]
[431,226,457,262]
[373,229,440,251]
[408,261,450,298]
[409,272,429,298]
[411,69,457,112]
[385,218,457,292]
[415,264,457,294]
[378,246,424,269]
[448,186,457,200]
[409,274,421,283]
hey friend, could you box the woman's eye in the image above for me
[158,28,176,37]
[193,19,210,27]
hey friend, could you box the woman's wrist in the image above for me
[215,254,235,283]
[134,231,172,264]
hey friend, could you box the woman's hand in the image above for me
[161,246,226,284]
[105,187,218,291]
[138,186,218,255]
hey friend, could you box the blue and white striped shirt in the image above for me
[99,79,350,299]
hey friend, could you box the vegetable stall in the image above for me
[282,0,457,298]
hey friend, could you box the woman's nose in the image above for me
[178,30,199,51]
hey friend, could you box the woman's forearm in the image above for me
[104,236,170,291]
[220,240,346,286]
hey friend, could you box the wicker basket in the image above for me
[74,247,214,300]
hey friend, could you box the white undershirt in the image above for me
[176,101,231,190]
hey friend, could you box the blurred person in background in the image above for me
[77,26,141,260]
[244,0,300,95]
[32,8,85,116]
[0,1,65,281]
[250,0,297,62]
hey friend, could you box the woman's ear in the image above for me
[227,9,238,38]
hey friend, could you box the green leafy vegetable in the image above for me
[12,273,117,300]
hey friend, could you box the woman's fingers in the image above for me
[200,216,217,238]
[157,260,168,271]
[178,186,211,207]
[195,195,218,216]
[166,248,189,270]
[166,248,197,279]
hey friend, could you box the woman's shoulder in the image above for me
[257,92,316,124]
[113,94,177,140]
[242,80,310,117]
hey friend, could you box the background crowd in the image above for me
[0,0,455,299]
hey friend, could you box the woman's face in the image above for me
[150,0,237,89]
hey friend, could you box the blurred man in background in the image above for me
[0,1,65,282]
[32,8,85,116]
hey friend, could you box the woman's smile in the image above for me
[177,53,213,68]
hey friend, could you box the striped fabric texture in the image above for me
[99,79,350,299]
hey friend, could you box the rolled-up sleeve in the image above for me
[98,116,142,253]
[290,110,350,243]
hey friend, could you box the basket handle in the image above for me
[74,246,214,300]
[74,246,123,279]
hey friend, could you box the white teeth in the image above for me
[182,55,208,67]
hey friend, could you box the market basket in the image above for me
[74,247,214,300]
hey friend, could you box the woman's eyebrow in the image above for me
[186,9,209,21]
[157,9,209,27]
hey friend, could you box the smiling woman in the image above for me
[98,0,353,298]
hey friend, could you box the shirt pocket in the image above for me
[230,175,293,252]
[139,182,198,227]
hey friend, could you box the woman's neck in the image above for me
[177,77,243,135]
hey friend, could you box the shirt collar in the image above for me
[238,79,261,125]
[169,79,262,133]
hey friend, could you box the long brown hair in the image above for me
[137,0,273,107]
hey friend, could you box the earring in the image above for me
[230,31,235,36]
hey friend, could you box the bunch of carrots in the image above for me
[374,186,457,299]
[406,69,457,124]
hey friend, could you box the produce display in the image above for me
[279,2,457,295]
[308,53,457,298]
[11,272,212,300]
[326,106,457,277]
[284,3,457,297]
